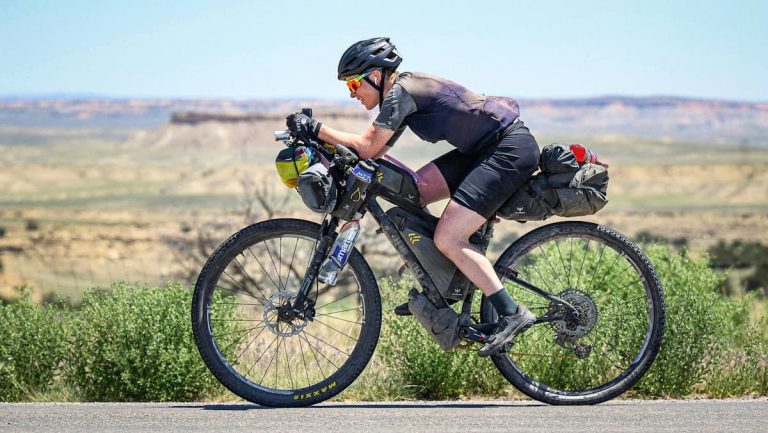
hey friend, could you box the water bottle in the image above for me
[317,220,361,285]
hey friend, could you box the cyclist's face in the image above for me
[345,70,381,111]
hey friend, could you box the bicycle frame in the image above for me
[290,190,580,344]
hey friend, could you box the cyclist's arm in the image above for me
[317,84,415,159]
[317,124,394,159]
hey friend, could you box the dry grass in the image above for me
[0,122,767,300]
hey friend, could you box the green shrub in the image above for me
[630,245,728,396]
[377,279,508,399]
[376,244,766,399]
[0,288,67,401]
[0,225,6,238]
[704,323,768,397]
[64,282,237,401]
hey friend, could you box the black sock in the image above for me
[488,290,518,317]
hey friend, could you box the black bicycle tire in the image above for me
[483,221,665,405]
[191,218,382,407]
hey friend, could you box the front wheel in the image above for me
[482,221,665,404]
[191,218,382,407]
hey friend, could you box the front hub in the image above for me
[263,291,309,337]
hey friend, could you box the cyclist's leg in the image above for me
[417,149,475,205]
[434,200,504,297]
[434,127,539,353]
[434,128,540,292]
[414,162,450,204]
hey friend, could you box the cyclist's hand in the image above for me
[286,112,322,141]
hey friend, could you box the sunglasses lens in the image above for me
[347,79,362,93]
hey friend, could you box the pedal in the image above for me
[458,325,487,343]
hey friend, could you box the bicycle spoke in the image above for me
[262,240,283,290]
[539,245,568,290]
[575,238,591,289]
[554,239,570,288]
[214,284,267,304]
[297,333,313,387]
[314,318,359,342]
[259,335,282,386]
[216,324,265,339]
[303,329,351,357]
[247,246,282,292]
[234,325,270,365]
[567,237,574,288]
[232,255,271,302]
[592,249,621,294]
[300,331,339,370]
[283,237,300,290]
[282,334,296,390]
[244,333,279,378]
[301,332,329,378]
[587,243,608,290]
[315,306,363,316]
[220,271,268,305]
[314,290,359,310]
[314,315,362,325]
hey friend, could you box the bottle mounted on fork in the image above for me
[317,220,361,285]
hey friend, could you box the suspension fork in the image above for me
[290,215,339,312]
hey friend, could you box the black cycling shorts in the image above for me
[431,121,540,219]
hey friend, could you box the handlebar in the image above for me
[274,107,364,169]
[274,129,360,167]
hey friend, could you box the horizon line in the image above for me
[0,93,766,105]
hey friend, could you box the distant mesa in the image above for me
[1,96,767,146]
[170,110,370,125]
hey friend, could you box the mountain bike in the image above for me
[191,111,666,407]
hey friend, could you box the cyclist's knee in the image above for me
[434,220,461,256]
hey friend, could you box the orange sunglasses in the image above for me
[345,70,377,94]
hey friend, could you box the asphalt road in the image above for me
[1,399,766,433]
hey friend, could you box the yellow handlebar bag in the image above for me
[275,146,316,188]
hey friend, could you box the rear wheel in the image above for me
[482,221,665,404]
[192,218,381,407]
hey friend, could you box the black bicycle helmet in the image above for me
[337,37,402,80]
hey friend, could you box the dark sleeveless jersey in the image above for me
[393,72,520,154]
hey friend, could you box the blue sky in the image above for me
[1,0,766,101]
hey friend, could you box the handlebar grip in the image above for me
[274,130,291,141]
[301,107,313,118]
[334,143,359,164]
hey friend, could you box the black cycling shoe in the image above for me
[393,302,412,316]
[478,305,536,357]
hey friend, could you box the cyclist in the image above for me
[286,37,539,356]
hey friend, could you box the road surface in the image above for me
[1,399,766,433]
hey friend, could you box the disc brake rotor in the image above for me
[263,291,308,337]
